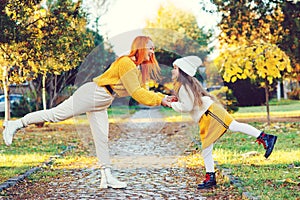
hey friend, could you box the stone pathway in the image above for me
[40,167,204,199]
[2,108,207,199]
[110,107,192,169]
[77,108,204,199]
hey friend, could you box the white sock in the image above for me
[229,120,261,138]
[202,144,214,172]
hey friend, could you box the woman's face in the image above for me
[144,40,155,62]
[172,64,179,80]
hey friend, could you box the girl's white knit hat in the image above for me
[173,56,202,77]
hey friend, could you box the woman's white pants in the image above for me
[20,82,114,167]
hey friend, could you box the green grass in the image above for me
[0,124,84,182]
[237,99,300,113]
[179,121,300,199]
[108,105,137,116]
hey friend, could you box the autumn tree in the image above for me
[142,2,214,90]
[144,2,213,65]
[212,0,292,124]
[1,0,99,117]
[28,0,95,109]
[279,1,300,90]
[0,0,43,119]
[31,0,115,109]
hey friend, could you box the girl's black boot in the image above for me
[197,172,216,189]
[256,132,277,158]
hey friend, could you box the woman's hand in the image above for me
[161,97,172,107]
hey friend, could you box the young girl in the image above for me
[169,55,277,189]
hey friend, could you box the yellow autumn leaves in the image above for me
[215,6,292,86]
[1,1,93,85]
[144,2,209,54]
[215,42,292,85]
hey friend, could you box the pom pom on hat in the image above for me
[173,56,202,77]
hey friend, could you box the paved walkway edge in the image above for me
[215,161,260,200]
[0,146,74,193]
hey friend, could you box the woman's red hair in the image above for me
[122,36,160,83]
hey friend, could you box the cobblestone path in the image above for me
[2,108,206,200]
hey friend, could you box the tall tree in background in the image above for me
[212,0,292,124]
[0,0,43,119]
[0,0,115,117]
[212,0,299,85]
[38,0,115,108]
[144,2,213,85]
[1,0,117,120]
[29,0,94,109]
[144,2,213,61]
[279,1,300,88]
[71,0,117,95]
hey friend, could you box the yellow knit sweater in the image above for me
[93,56,165,106]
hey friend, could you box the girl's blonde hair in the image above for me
[176,68,217,106]
[124,36,160,83]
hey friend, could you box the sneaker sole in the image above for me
[197,184,217,189]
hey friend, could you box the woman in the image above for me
[169,55,277,189]
[3,36,171,189]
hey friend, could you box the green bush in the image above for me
[11,97,35,117]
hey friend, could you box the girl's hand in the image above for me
[171,96,178,102]
[167,95,178,102]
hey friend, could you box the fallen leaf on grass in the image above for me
[276,178,300,185]
[241,151,260,158]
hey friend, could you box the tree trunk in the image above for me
[48,75,57,108]
[2,66,10,120]
[265,80,271,125]
[42,75,47,110]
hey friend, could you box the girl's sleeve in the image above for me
[119,58,164,106]
[171,86,194,112]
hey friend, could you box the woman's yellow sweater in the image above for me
[93,56,165,106]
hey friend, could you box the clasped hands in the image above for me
[161,95,178,108]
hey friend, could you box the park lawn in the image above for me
[0,122,87,182]
[232,99,300,119]
[0,99,299,199]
